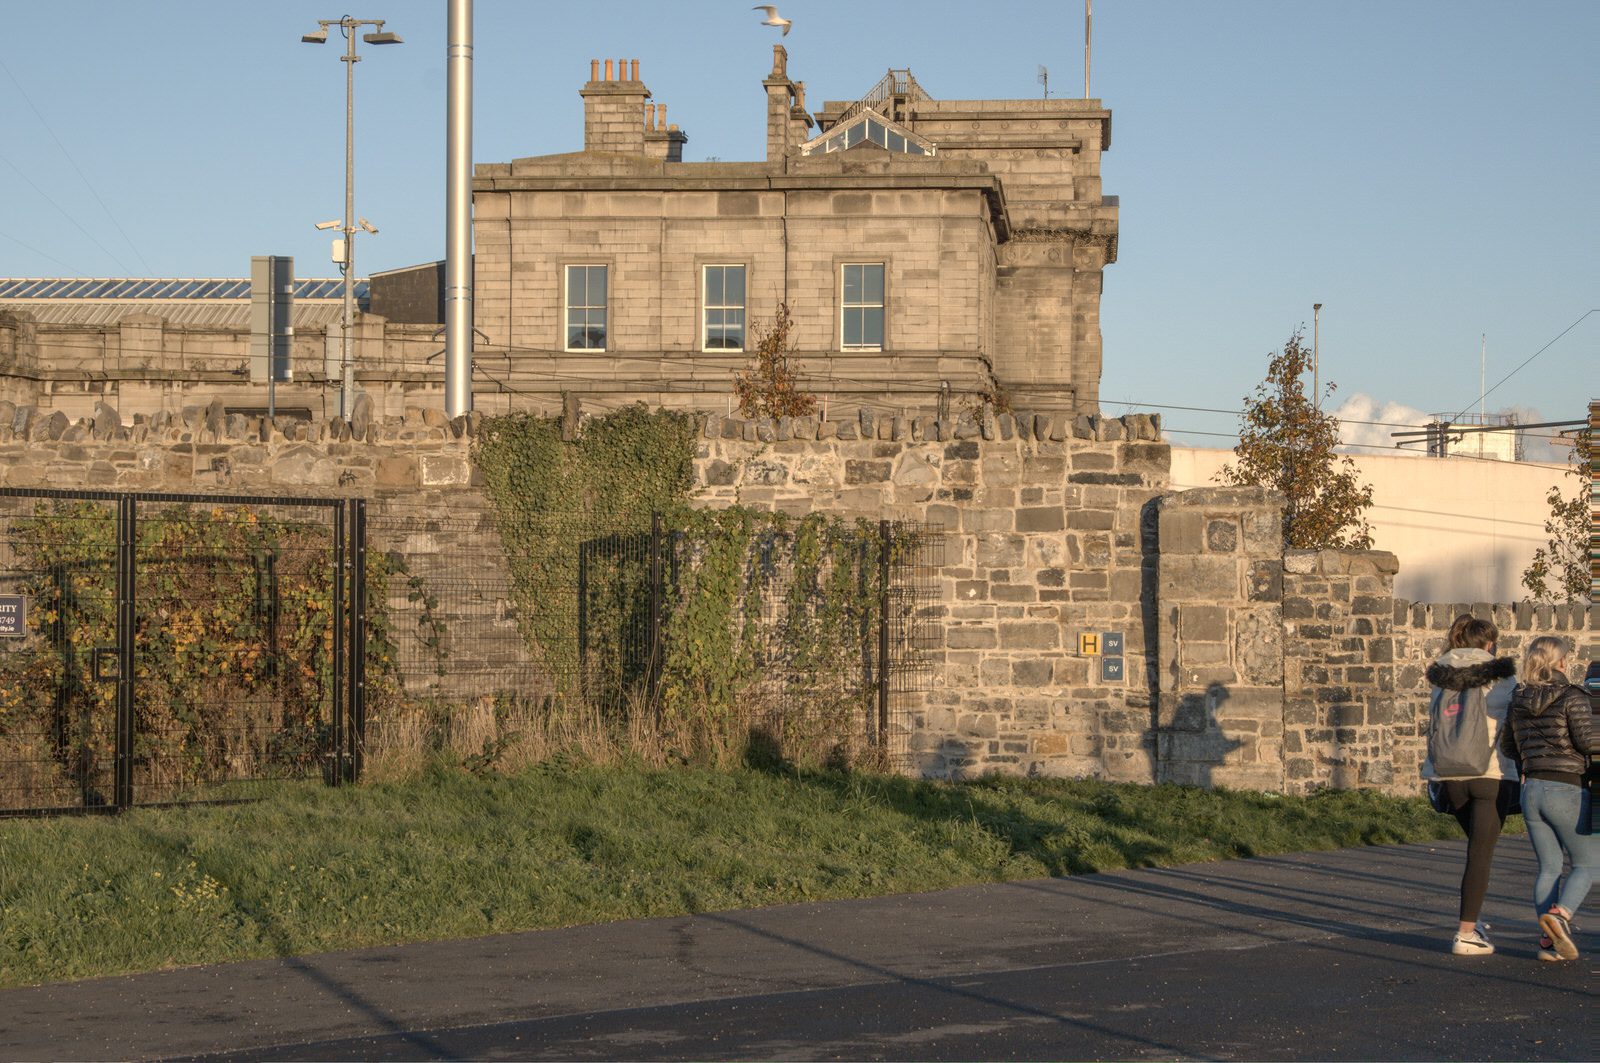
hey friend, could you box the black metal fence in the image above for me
[0,489,363,816]
[2,491,941,814]
[365,507,942,767]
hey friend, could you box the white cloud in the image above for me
[1330,394,1576,464]
[1331,393,1431,457]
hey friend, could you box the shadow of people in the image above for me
[1148,681,1244,788]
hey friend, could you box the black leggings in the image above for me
[1444,777,1507,923]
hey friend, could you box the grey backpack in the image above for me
[1428,683,1492,778]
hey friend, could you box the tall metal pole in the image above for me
[1312,302,1322,410]
[1084,0,1092,98]
[445,0,474,417]
[341,20,359,421]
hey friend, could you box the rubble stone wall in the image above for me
[2,395,1592,794]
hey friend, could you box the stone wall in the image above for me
[1392,600,1597,785]
[690,407,1168,779]
[1,397,1591,795]
[1281,550,1403,793]
[1154,487,1285,789]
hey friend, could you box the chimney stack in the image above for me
[763,45,800,161]
[644,101,688,162]
[582,56,650,154]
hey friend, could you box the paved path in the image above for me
[1,838,1590,1061]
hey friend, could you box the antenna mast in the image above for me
[1084,0,1092,97]
[1479,333,1486,422]
[1038,64,1049,99]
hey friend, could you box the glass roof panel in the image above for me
[800,110,936,157]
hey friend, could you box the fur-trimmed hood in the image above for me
[1426,650,1516,691]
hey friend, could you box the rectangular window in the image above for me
[565,264,608,351]
[702,264,746,351]
[840,263,885,351]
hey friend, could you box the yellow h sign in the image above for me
[1078,632,1100,655]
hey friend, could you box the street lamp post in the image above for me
[303,17,402,421]
[1312,302,1323,411]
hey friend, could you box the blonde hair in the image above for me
[1521,636,1570,685]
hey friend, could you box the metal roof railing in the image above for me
[831,68,932,129]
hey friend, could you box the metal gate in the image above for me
[0,488,366,815]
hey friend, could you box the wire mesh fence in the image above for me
[2,488,943,814]
[0,489,351,816]
[364,504,942,772]
[0,495,119,812]
[130,499,344,804]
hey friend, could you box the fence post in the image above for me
[349,499,367,782]
[113,494,136,810]
[331,501,346,786]
[647,511,663,716]
[877,519,891,748]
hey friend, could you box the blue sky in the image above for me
[1,1,1594,453]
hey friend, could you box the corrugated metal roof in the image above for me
[0,277,367,329]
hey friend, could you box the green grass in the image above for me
[0,764,1468,988]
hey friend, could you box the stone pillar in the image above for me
[1155,486,1285,788]
[118,312,165,373]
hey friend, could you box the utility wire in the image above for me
[0,230,87,276]
[0,152,133,275]
[0,51,153,274]
[1446,309,1598,424]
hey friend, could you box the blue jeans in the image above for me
[1521,778,1599,919]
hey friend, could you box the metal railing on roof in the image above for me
[832,68,931,129]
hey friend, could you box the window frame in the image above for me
[563,262,610,353]
[700,263,749,353]
[838,262,886,353]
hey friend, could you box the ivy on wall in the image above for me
[471,404,919,766]
[0,503,400,807]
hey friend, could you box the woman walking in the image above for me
[1501,636,1597,962]
[1420,615,1518,955]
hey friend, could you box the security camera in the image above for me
[313,219,341,230]
[358,217,378,234]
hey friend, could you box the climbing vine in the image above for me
[0,502,400,808]
[471,405,922,766]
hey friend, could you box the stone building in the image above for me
[1,47,1117,422]
[472,48,1117,414]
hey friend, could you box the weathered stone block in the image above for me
[1016,507,1065,532]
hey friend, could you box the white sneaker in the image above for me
[1451,926,1494,955]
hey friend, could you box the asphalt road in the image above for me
[1,838,1590,1061]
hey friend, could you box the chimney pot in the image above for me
[630,59,639,81]
[604,58,614,81]
[590,58,599,81]
[657,104,666,130]
[616,57,627,80]
[645,103,655,128]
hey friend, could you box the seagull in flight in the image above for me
[753,5,791,35]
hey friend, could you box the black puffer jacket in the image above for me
[1500,678,1596,777]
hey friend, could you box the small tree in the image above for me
[1521,429,1591,602]
[733,303,816,419]
[1217,329,1375,549]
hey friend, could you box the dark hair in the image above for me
[1449,616,1498,650]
